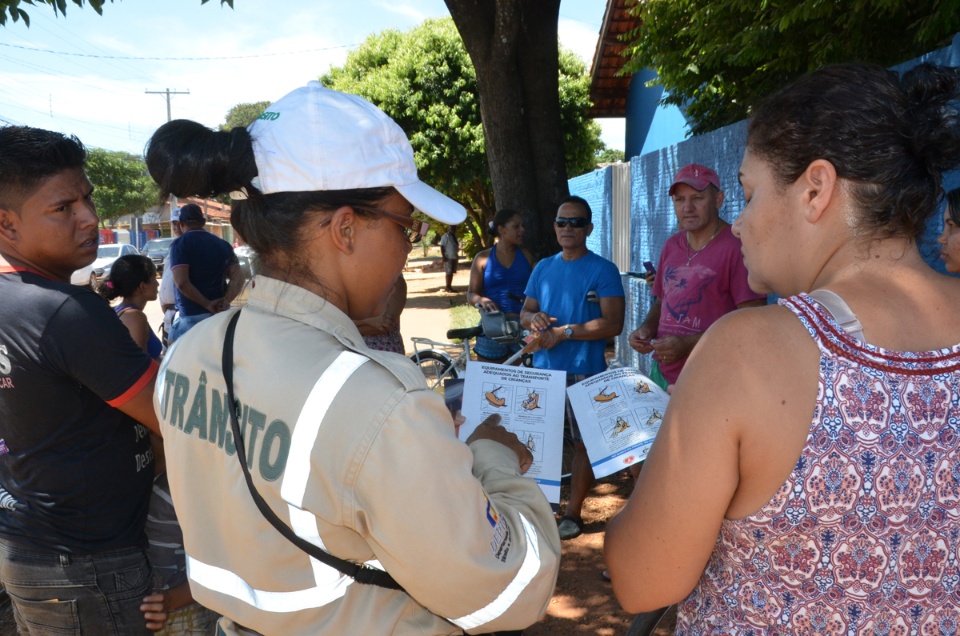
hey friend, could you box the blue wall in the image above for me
[571,35,960,371]
[568,168,614,262]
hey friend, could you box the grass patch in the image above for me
[449,301,479,336]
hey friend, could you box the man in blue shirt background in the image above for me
[521,196,625,540]
[168,203,242,342]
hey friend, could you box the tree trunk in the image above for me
[445,0,569,257]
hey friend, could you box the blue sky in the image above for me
[0,0,625,155]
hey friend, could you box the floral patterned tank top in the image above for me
[676,293,960,635]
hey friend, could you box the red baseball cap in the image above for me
[669,163,721,195]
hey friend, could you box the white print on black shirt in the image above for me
[0,344,13,389]
[0,485,18,510]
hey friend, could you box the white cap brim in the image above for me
[395,180,466,225]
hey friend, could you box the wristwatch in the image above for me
[563,325,574,340]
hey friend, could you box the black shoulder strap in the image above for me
[221,310,403,590]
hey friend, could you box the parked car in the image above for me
[70,263,98,289]
[70,243,140,289]
[142,237,176,273]
[232,245,257,304]
[90,243,141,283]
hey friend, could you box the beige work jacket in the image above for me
[155,276,561,635]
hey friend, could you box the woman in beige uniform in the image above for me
[145,83,560,636]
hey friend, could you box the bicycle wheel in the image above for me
[409,350,457,389]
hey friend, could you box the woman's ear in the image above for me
[800,159,837,224]
[326,206,357,255]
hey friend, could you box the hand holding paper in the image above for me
[467,414,534,474]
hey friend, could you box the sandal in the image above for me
[557,516,583,540]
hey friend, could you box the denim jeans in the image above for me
[169,312,212,344]
[0,539,152,635]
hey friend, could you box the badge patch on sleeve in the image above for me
[483,492,511,561]
[483,492,499,528]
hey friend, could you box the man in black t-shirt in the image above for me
[0,126,161,634]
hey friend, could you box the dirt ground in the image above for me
[524,472,677,636]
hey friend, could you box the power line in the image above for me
[0,41,356,61]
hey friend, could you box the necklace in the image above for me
[685,220,723,265]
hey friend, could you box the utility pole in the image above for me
[145,88,190,245]
[145,88,190,124]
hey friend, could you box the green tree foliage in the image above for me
[220,101,272,131]
[623,0,960,135]
[85,149,159,222]
[321,17,601,254]
[0,0,231,26]
[596,147,625,165]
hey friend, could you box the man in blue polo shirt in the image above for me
[168,203,242,342]
[520,196,625,540]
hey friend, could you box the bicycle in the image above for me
[408,307,527,390]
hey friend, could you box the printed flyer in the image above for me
[567,368,670,479]
[459,361,567,503]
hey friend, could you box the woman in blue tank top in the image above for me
[100,254,163,360]
[467,209,535,361]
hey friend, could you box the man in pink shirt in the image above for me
[629,164,765,388]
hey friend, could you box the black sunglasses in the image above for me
[555,216,589,229]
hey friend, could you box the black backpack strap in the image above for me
[221,310,403,590]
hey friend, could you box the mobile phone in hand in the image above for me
[643,260,656,275]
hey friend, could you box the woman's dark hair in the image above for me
[947,187,960,226]
[490,208,521,236]
[99,254,156,301]
[747,63,960,240]
[144,120,392,262]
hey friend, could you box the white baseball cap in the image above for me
[246,81,465,225]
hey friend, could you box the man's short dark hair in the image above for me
[0,126,86,210]
[558,195,592,222]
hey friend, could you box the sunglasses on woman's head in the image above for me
[555,217,589,229]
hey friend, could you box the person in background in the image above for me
[520,196,625,541]
[439,223,459,292]
[158,205,185,348]
[606,62,960,633]
[938,186,960,273]
[628,163,765,391]
[101,254,162,360]
[467,209,535,362]
[0,125,160,634]
[167,203,243,342]
[354,275,407,354]
[145,81,560,636]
